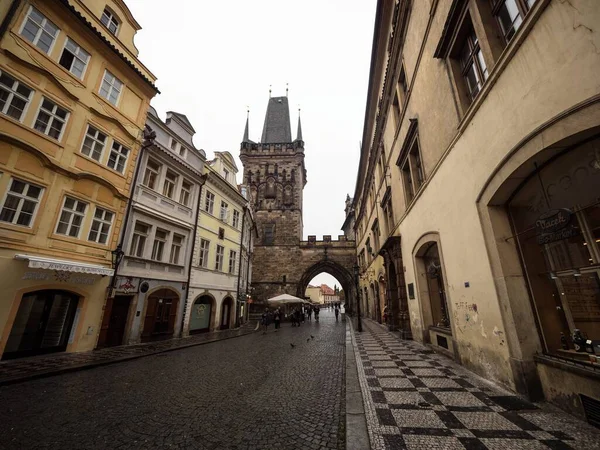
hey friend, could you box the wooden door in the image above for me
[142,289,179,341]
[105,296,131,347]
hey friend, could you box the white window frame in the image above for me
[232,210,240,229]
[87,206,113,245]
[162,169,178,199]
[205,191,215,214]
[143,158,161,190]
[80,124,107,162]
[228,250,237,274]
[101,8,119,36]
[151,228,169,261]
[215,244,224,271]
[169,234,184,265]
[107,141,129,174]
[58,37,90,79]
[55,196,87,238]
[19,6,59,55]
[0,177,43,227]
[129,221,149,258]
[220,200,228,222]
[199,238,210,268]
[99,70,123,106]
[0,69,34,122]
[179,179,192,206]
[33,97,69,141]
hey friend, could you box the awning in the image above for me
[14,254,114,276]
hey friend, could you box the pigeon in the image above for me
[310,335,315,339]
[306,338,310,342]
[290,343,296,348]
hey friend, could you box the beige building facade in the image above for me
[353,0,600,421]
[0,0,157,359]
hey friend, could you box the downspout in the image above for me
[235,206,247,328]
[180,172,208,336]
[0,0,20,40]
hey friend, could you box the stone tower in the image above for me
[240,95,306,304]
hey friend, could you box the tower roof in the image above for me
[261,96,292,143]
[296,110,303,142]
[242,110,251,143]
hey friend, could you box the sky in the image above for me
[127,0,376,289]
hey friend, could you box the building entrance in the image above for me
[3,290,79,360]
[142,289,179,341]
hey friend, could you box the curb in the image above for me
[0,328,257,387]
[345,320,371,450]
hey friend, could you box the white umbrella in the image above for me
[267,294,309,304]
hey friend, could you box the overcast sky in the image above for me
[127,0,375,289]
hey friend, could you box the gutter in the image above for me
[234,205,247,328]
[181,172,208,336]
[0,0,20,41]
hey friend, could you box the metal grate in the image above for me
[580,394,600,429]
[436,334,448,349]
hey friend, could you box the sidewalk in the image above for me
[0,322,257,386]
[351,318,600,450]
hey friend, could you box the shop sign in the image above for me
[536,208,578,244]
[117,277,137,293]
[21,271,95,284]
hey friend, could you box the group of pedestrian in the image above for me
[261,304,325,332]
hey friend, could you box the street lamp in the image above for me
[353,263,363,332]
[108,244,125,297]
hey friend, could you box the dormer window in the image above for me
[223,169,229,181]
[101,8,119,35]
[169,138,186,157]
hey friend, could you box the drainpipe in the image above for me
[235,206,247,328]
[0,0,20,40]
[180,172,208,336]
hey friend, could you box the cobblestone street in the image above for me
[354,319,600,450]
[0,311,346,450]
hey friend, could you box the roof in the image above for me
[261,96,292,143]
[167,111,195,134]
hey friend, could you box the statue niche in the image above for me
[265,177,276,199]
[284,185,293,206]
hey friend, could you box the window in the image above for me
[80,125,106,161]
[198,238,210,267]
[20,6,58,54]
[220,201,228,221]
[169,234,183,265]
[0,71,33,122]
[372,220,381,252]
[99,70,123,106]
[0,178,43,226]
[58,38,90,79]
[223,169,229,181]
[179,180,192,206]
[88,207,113,244]
[397,121,425,205]
[264,224,274,245]
[215,245,224,271]
[232,210,240,228]
[56,196,87,238]
[143,159,160,189]
[401,158,414,204]
[101,8,119,35]
[107,141,129,173]
[459,27,488,101]
[218,227,225,240]
[491,0,529,42]
[229,250,237,274]
[151,229,168,261]
[385,202,395,235]
[129,222,149,257]
[204,191,214,214]
[34,98,68,140]
[170,139,178,151]
[398,65,407,97]
[162,170,178,198]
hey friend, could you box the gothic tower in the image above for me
[240,95,306,303]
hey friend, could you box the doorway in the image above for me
[105,295,132,347]
[3,290,79,360]
[190,295,213,334]
[142,289,179,341]
[220,297,232,330]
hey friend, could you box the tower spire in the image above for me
[242,107,250,142]
[296,108,303,142]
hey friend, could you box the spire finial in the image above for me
[286,83,289,97]
[269,85,272,98]
[296,106,303,142]
[243,106,250,142]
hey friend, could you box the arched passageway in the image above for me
[189,295,215,334]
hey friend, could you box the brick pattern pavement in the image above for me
[353,319,600,450]
[0,311,346,449]
[0,322,256,385]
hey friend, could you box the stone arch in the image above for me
[220,296,234,330]
[141,287,180,341]
[296,260,355,307]
[476,102,600,397]
[189,294,216,334]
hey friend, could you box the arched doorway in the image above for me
[371,283,380,323]
[189,295,214,334]
[3,290,80,360]
[220,297,233,330]
[377,275,386,323]
[297,260,355,314]
[142,288,179,342]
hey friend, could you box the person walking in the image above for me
[334,305,339,322]
[314,305,320,323]
[307,306,312,321]
[261,308,270,333]
[274,308,281,330]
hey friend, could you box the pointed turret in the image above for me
[242,109,250,143]
[295,109,303,142]
[261,96,292,143]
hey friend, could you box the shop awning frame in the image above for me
[14,254,114,276]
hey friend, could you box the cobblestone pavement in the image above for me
[354,319,600,450]
[0,323,256,385]
[0,311,346,450]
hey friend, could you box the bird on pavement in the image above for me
[290,343,296,348]
[310,335,315,339]
[306,338,310,342]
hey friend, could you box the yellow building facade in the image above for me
[0,0,157,359]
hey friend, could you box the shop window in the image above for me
[509,138,600,358]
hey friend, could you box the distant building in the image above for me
[304,284,339,305]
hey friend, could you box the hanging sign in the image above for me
[536,208,579,244]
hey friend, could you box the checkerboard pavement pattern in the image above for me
[353,319,600,450]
